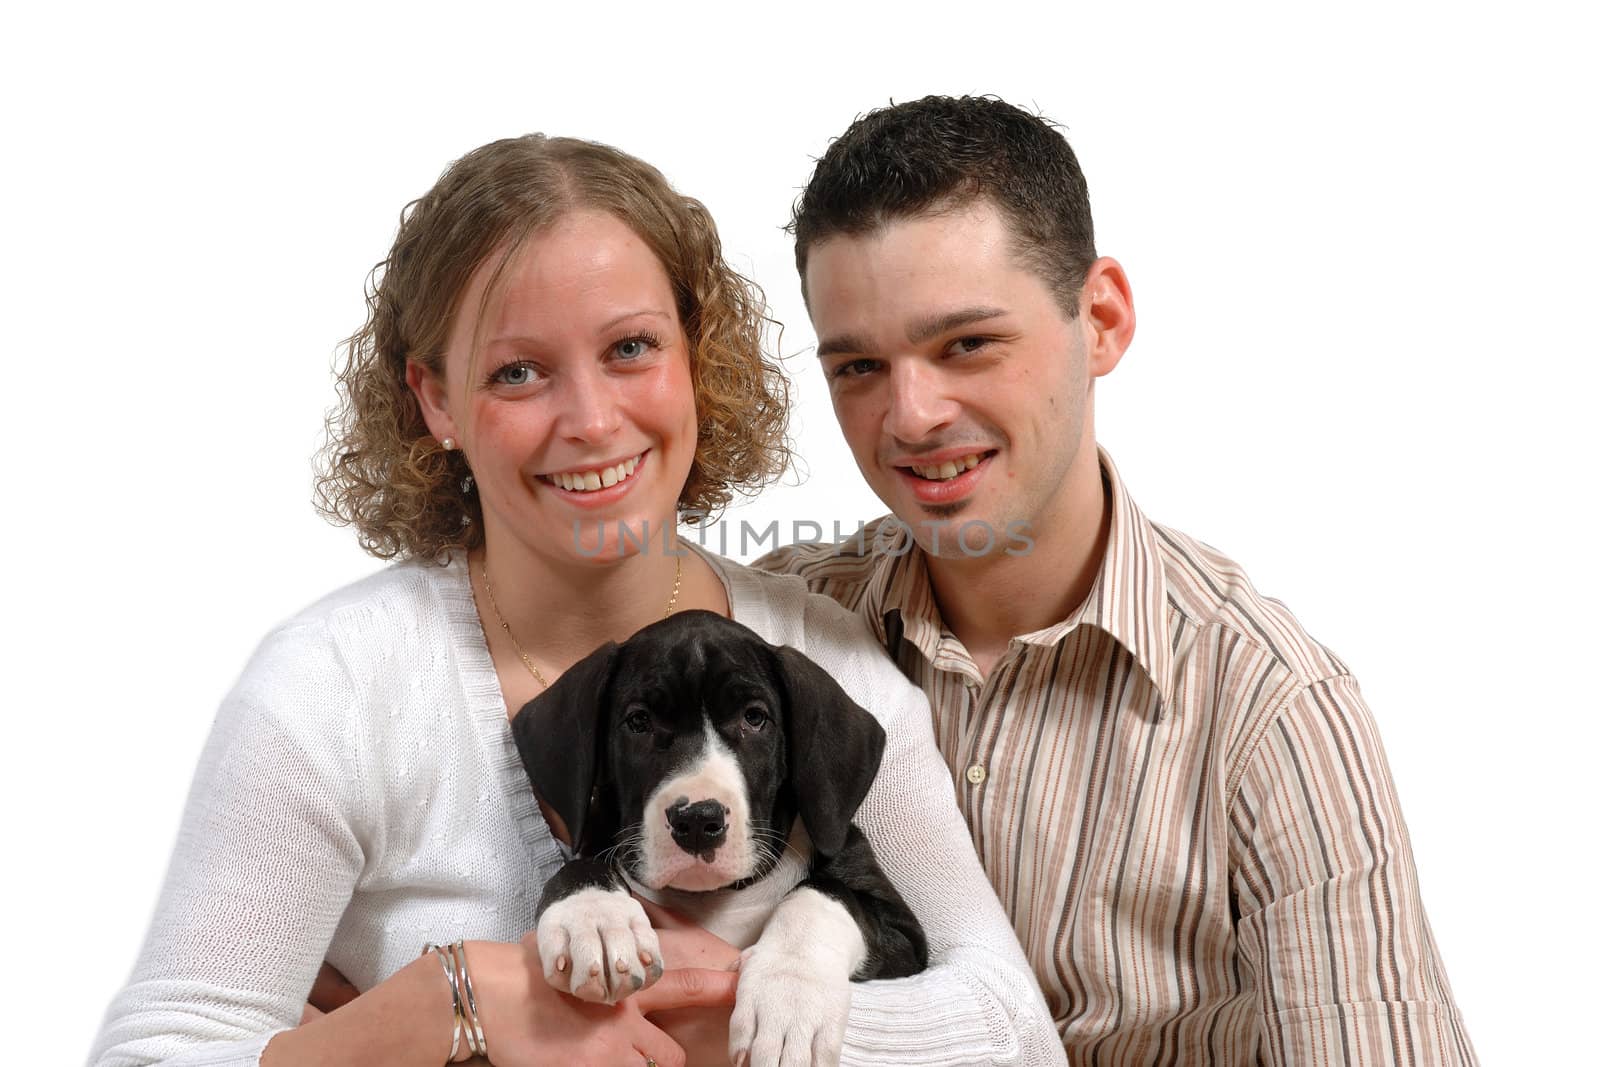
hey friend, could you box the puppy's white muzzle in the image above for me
[636,723,754,891]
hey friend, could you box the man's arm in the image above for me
[1230,674,1477,1066]
[752,524,885,615]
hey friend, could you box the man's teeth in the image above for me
[551,454,641,492]
[910,453,985,481]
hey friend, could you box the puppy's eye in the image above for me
[624,709,652,734]
[742,705,770,730]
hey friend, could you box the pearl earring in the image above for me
[441,437,456,451]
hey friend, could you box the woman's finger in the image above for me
[654,927,742,972]
[633,895,695,930]
[632,1029,689,1067]
[631,966,739,1014]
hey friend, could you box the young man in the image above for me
[757,96,1476,1066]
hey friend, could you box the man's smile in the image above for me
[893,449,997,505]
[904,451,992,481]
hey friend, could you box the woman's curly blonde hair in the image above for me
[314,135,791,561]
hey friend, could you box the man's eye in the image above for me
[828,359,880,380]
[624,709,652,734]
[950,336,991,355]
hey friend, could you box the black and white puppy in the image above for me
[512,609,927,1060]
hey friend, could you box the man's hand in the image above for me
[301,961,360,1023]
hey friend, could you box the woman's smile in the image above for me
[540,450,646,493]
[534,449,653,511]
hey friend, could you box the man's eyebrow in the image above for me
[815,306,1011,360]
[905,306,1009,344]
[816,332,871,359]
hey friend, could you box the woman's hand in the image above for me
[634,898,741,1067]
[635,897,743,971]
[469,936,736,1067]
[295,914,740,1065]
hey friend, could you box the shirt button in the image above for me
[965,764,988,785]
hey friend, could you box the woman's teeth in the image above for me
[550,454,641,492]
[910,453,985,481]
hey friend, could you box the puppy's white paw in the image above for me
[536,887,662,1004]
[729,888,866,1067]
[730,946,852,1067]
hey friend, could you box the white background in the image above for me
[5,1,1594,1062]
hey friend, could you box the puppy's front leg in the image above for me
[536,858,664,1004]
[730,886,866,1067]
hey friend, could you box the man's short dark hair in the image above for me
[790,95,1097,317]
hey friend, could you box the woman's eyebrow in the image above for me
[489,308,674,346]
[596,308,674,332]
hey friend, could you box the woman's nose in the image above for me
[554,366,622,442]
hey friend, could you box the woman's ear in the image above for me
[405,360,459,445]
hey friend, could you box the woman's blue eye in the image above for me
[616,337,652,360]
[494,363,536,386]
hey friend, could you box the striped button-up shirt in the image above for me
[757,452,1475,1066]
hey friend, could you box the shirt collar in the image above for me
[859,521,946,667]
[864,447,1175,705]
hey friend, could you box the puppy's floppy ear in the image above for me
[511,641,619,853]
[771,645,887,857]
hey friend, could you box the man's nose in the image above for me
[884,361,958,443]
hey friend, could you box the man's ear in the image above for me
[405,360,459,445]
[511,642,621,854]
[770,645,887,857]
[1079,256,1136,379]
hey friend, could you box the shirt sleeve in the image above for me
[1229,674,1477,1066]
[804,602,1067,1067]
[88,622,367,1067]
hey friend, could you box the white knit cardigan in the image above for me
[89,552,1064,1067]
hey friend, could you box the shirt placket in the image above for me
[954,647,1025,825]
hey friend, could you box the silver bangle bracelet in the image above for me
[448,940,488,1059]
[421,942,464,1063]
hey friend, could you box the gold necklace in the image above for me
[480,553,682,689]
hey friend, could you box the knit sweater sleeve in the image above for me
[799,598,1067,1067]
[88,620,367,1067]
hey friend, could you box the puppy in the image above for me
[512,609,928,1062]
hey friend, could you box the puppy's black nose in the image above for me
[667,799,728,856]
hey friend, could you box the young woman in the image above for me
[89,135,1063,1067]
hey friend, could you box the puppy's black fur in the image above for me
[512,609,928,981]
